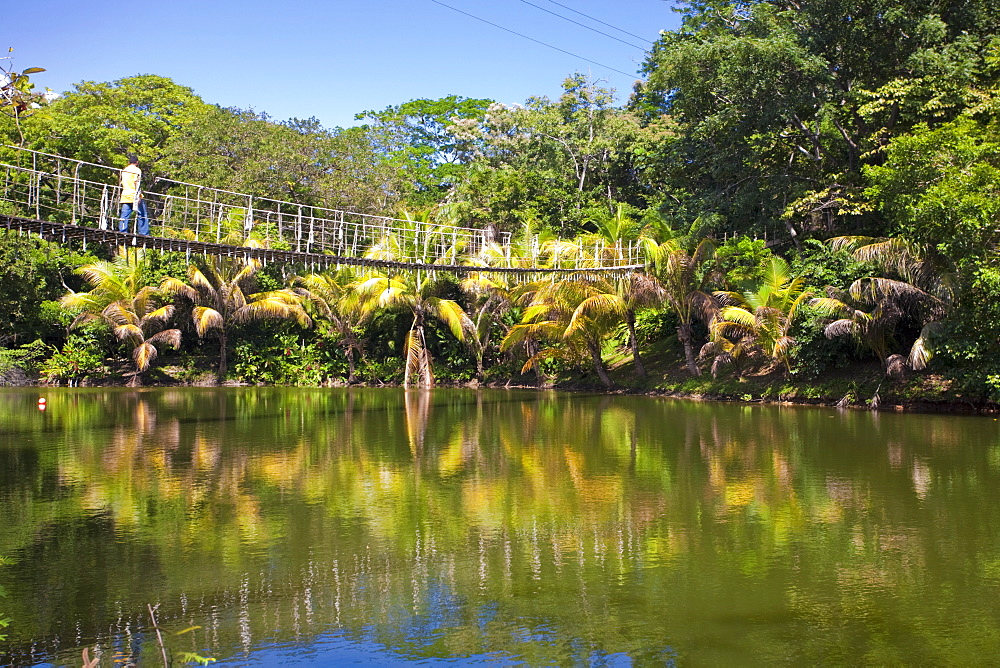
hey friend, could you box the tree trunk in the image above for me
[588,339,614,389]
[626,310,646,378]
[346,347,356,384]
[678,322,701,377]
[526,339,545,386]
[217,331,228,385]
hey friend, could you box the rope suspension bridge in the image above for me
[0,146,645,278]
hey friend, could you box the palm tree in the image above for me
[354,210,473,388]
[353,272,471,387]
[812,236,954,371]
[61,248,180,386]
[162,243,311,383]
[584,206,665,377]
[458,222,552,381]
[460,254,513,382]
[708,256,811,374]
[642,237,718,376]
[293,270,366,384]
[502,276,624,389]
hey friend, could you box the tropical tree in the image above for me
[458,220,561,381]
[61,248,180,386]
[22,74,208,169]
[502,273,625,389]
[293,270,366,384]
[707,256,811,374]
[585,204,664,377]
[459,257,512,381]
[452,74,646,235]
[356,95,494,205]
[162,243,310,382]
[811,236,954,371]
[354,211,473,387]
[643,237,718,376]
[633,0,1000,240]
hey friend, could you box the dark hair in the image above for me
[127,154,138,164]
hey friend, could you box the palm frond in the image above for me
[908,321,942,370]
[147,329,182,349]
[143,305,175,326]
[160,277,197,301]
[193,307,224,337]
[824,319,857,339]
[429,298,473,342]
[114,323,144,345]
[133,342,157,372]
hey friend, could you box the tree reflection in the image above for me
[1,389,1000,664]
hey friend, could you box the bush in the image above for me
[231,328,346,386]
[39,334,108,384]
[788,304,857,378]
[0,340,50,385]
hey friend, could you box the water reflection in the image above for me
[1,389,1000,665]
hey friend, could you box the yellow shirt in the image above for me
[120,164,142,204]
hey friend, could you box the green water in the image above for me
[1,387,999,666]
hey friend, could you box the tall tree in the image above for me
[452,75,646,235]
[634,0,1000,240]
[357,95,494,205]
[22,75,208,171]
[353,211,473,387]
[293,270,367,384]
[643,237,719,376]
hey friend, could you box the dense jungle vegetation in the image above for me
[2,0,1000,406]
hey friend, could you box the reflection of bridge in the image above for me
[1,146,644,275]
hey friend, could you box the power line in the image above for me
[430,0,637,78]
[518,0,647,51]
[539,0,650,43]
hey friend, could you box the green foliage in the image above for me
[231,328,346,386]
[789,239,872,292]
[163,107,404,213]
[866,118,1000,265]
[357,95,494,205]
[634,0,1000,237]
[0,231,95,343]
[451,74,649,236]
[39,332,108,383]
[714,237,773,288]
[787,303,857,378]
[22,75,208,169]
[0,339,49,381]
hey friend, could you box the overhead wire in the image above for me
[518,0,647,51]
[429,0,637,78]
[538,0,650,43]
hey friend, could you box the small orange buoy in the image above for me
[37,397,46,411]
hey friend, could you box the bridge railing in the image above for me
[0,145,645,271]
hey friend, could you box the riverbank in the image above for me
[5,350,995,416]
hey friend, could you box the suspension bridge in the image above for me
[0,146,645,276]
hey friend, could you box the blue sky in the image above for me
[6,0,680,129]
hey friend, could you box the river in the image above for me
[1,387,999,665]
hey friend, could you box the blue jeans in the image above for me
[119,200,149,235]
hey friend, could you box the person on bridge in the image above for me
[119,154,149,235]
